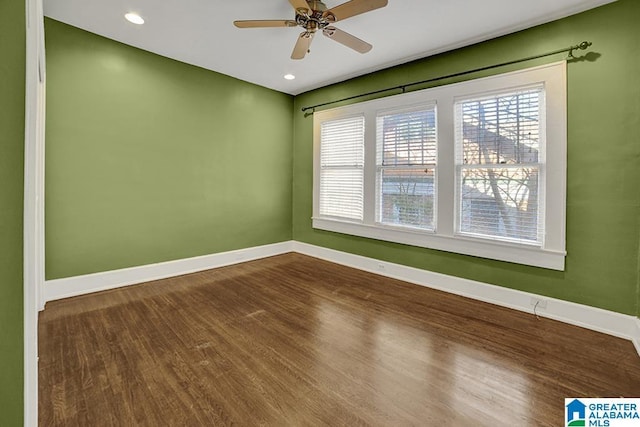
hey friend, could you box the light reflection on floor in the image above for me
[312,297,532,425]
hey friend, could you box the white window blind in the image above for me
[455,87,544,244]
[319,116,365,220]
[376,107,437,230]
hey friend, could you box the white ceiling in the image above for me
[43,0,615,95]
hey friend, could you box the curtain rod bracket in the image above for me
[568,40,592,59]
[303,107,315,118]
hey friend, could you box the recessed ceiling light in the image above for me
[125,12,144,25]
[284,74,296,80]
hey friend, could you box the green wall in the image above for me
[45,0,640,317]
[293,0,640,316]
[45,19,294,279]
[0,0,24,424]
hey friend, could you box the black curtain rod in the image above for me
[301,41,592,114]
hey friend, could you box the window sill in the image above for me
[312,217,565,270]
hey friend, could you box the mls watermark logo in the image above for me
[565,398,640,426]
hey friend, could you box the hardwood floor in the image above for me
[39,253,640,426]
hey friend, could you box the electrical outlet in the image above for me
[529,297,548,310]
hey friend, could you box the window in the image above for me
[455,87,543,244]
[377,105,437,230]
[313,62,566,270]
[319,116,365,221]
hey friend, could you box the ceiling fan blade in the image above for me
[234,20,297,28]
[289,0,310,14]
[324,0,388,22]
[291,31,315,60]
[323,26,372,53]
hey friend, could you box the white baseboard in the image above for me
[44,241,294,303]
[43,239,640,359]
[633,318,640,357]
[292,241,640,357]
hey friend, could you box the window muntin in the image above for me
[455,88,544,244]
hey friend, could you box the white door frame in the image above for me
[24,0,46,423]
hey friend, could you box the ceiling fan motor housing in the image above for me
[296,0,335,32]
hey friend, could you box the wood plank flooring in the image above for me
[39,253,640,426]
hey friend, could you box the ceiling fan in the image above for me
[234,0,388,60]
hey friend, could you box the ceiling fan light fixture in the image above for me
[284,74,296,80]
[234,0,388,60]
[125,12,145,25]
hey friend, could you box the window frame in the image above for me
[312,61,567,270]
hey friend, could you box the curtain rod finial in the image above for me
[579,41,593,50]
